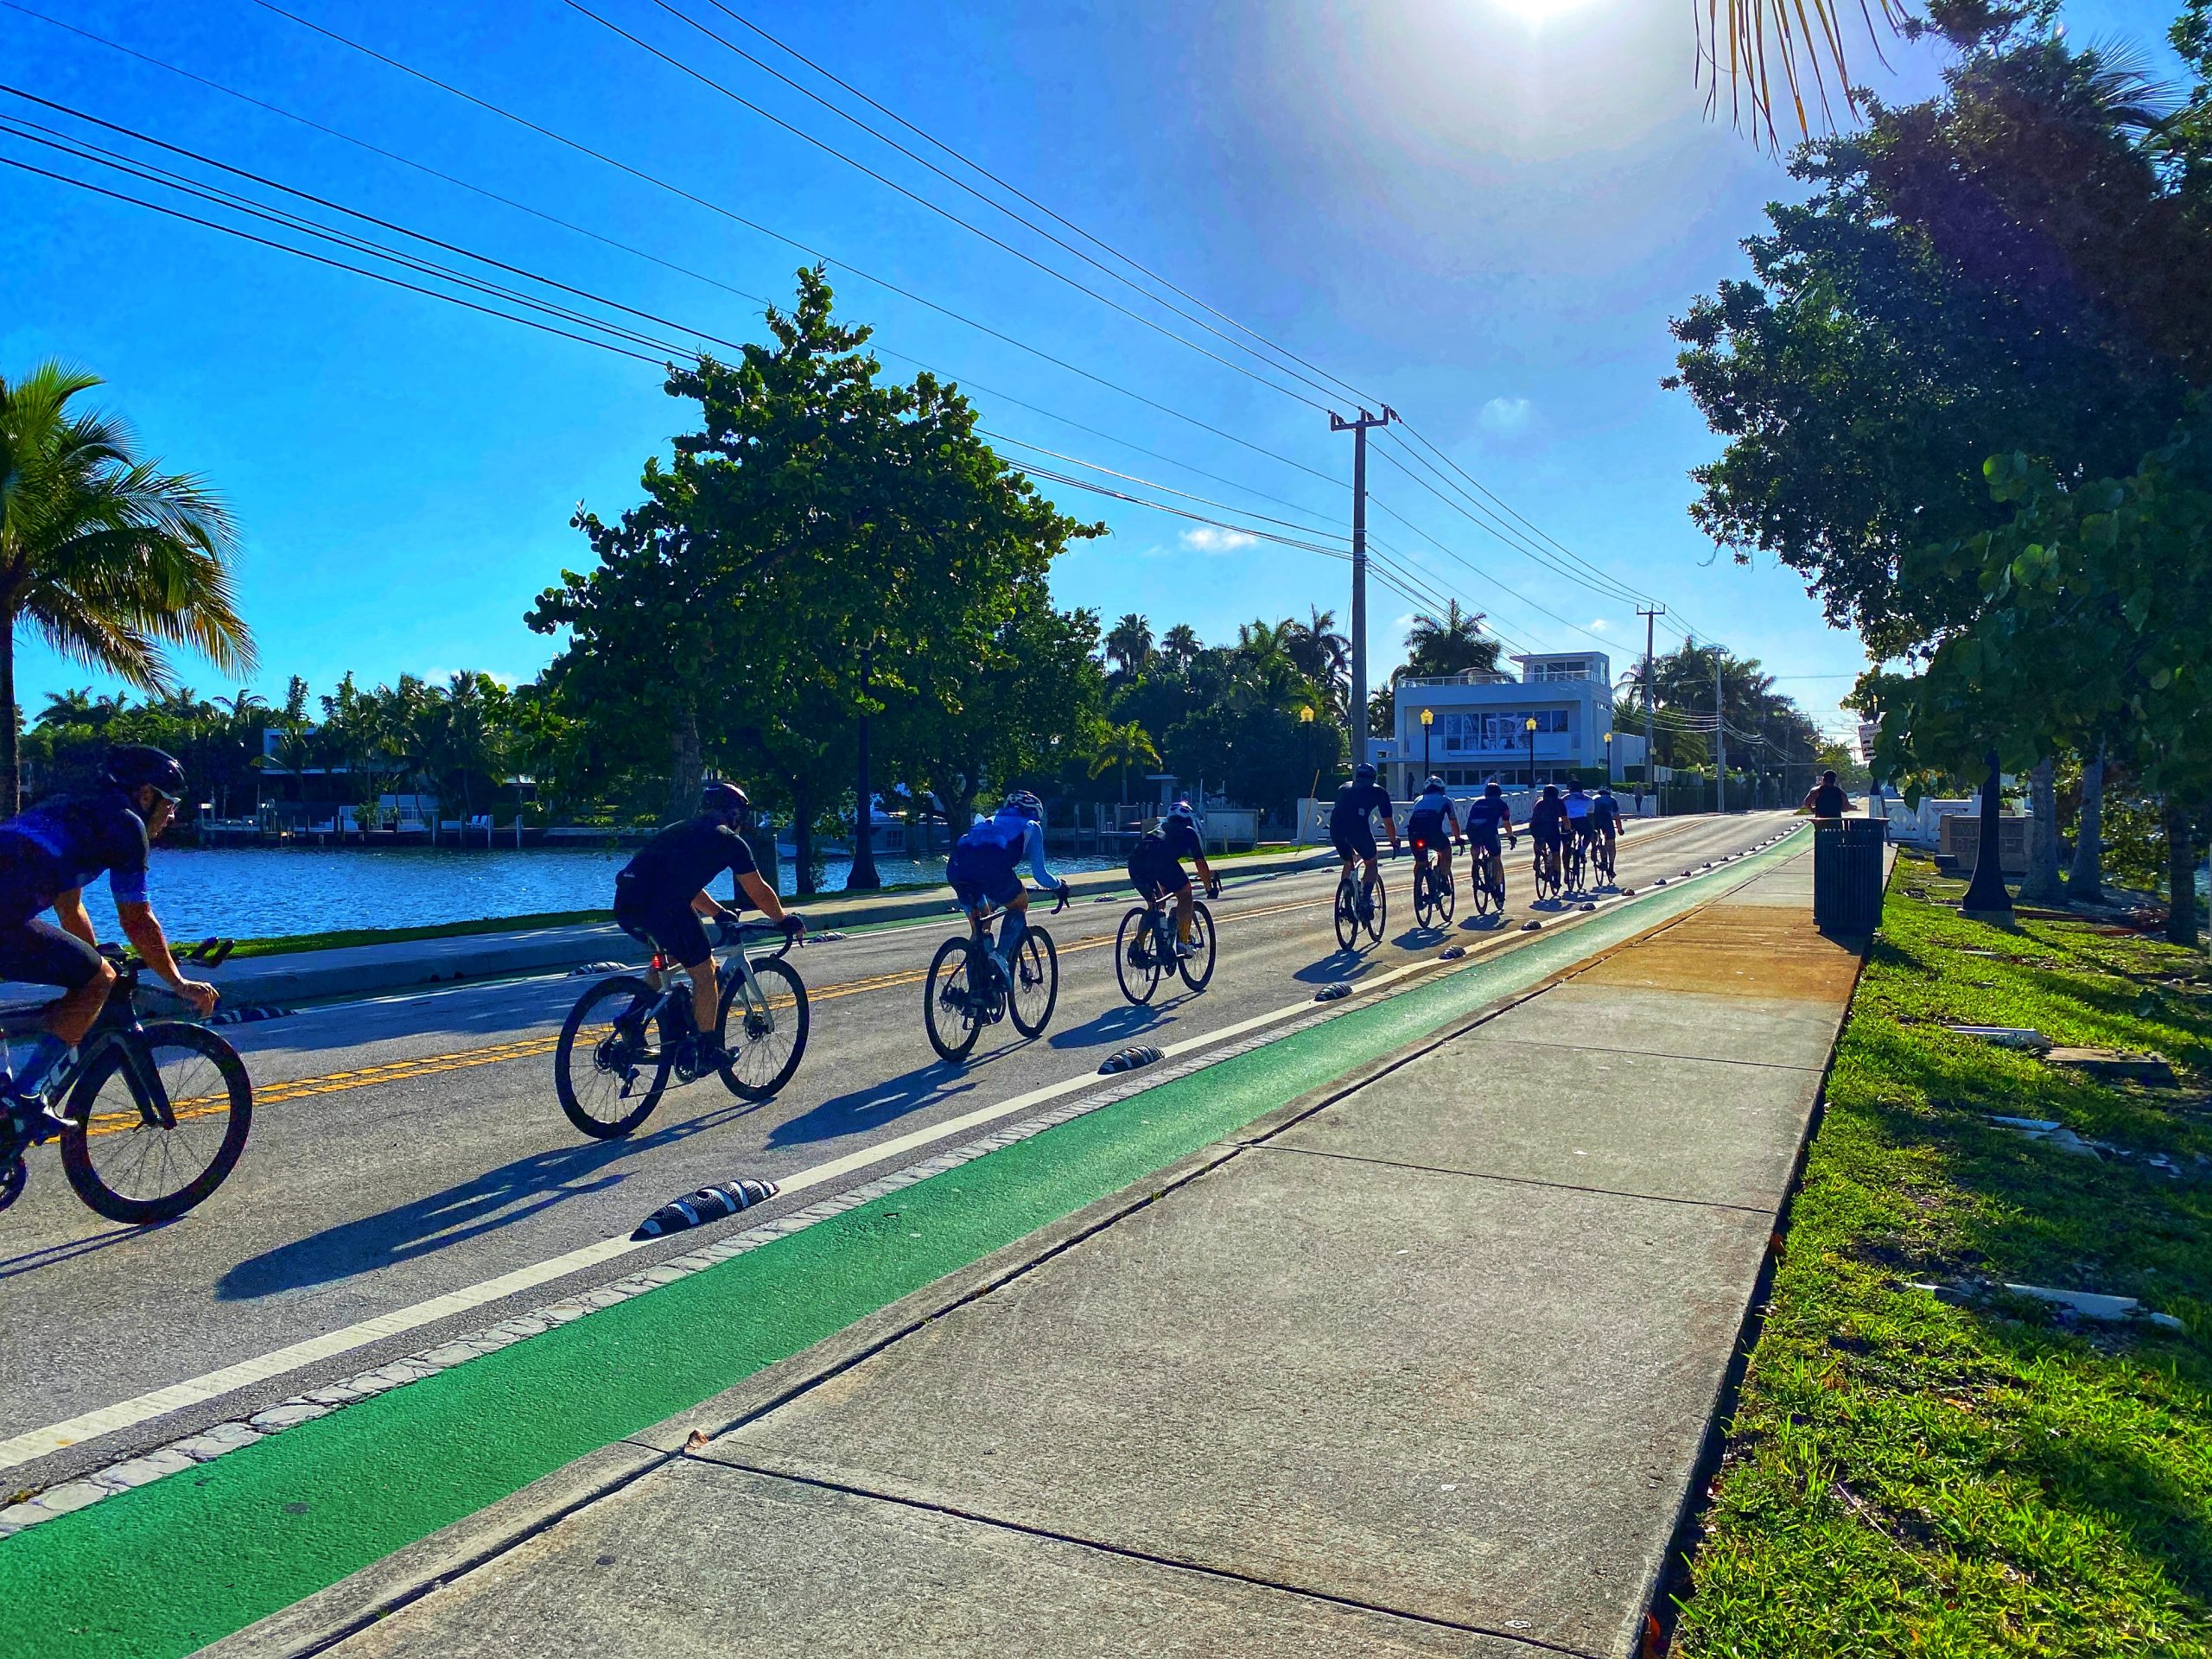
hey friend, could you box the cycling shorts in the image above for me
[946,844,1024,912]
[613,872,712,968]
[1331,823,1379,863]
[1531,825,1565,846]
[1465,826,1502,854]
[0,918,104,992]
[1128,850,1188,900]
[1406,813,1449,846]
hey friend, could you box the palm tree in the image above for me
[0,363,253,810]
[35,686,93,728]
[1285,607,1350,712]
[1159,624,1201,671]
[1402,601,1498,681]
[1087,719,1160,804]
[1700,1,1910,152]
[1103,613,1154,679]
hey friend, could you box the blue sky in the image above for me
[0,0,2188,742]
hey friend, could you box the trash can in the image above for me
[1813,817,1886,934]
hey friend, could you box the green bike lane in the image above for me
[0,830,1804,1659]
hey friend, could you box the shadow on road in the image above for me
[766,1058,988,1151]
[217,1098,760,1300]
[1294,948,1372,985]
[1048,1002,1173,1049]
[0,1218,168,1283]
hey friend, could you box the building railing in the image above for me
[1394,671,1516,688]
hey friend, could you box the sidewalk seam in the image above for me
[690,1456,1606,1659]
[1249,1142,1786,1217]
[1462,1033,1830,1073]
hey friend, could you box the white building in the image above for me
[1389,652,1623,797]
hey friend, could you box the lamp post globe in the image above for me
[1421,707,1433,781]
[1525,716,1538,788]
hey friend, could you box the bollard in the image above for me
[632,1178,778,1240]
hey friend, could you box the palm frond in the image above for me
[1698,0,1910,150]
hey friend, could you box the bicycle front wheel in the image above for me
[1413,861,1437,928]
[1363,875,1389,945]
[1007,925,1058,1036]
[924,937,984,1063]
[718,957,810,1101]
[1435,868,1457,925]
[60,1022,252,1224]
[556,975,671,1139]
[1333,876,1358,950]
[1116,907,1165,1005]
[1178,902,1217,991]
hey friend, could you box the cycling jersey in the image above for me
[0,789,151,919]
[1529,800,1567,842]
[1329,780,1394,861]
[1464,796,1511,846]
[1563,793,1592,823]
[1590,796,1621,831]
[613,815,761,966]
[1128,817,1203,897]
[1406,791,1455,842]
[949,810,1058,910]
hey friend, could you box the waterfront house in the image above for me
[1388,652,1625,796]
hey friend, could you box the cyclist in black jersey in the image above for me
[1328,764,1399,921]
[1589,785,1623,878]
[0,747,218,1134]
[1463,780,1518,898]
[1528,785,1567,891]
[1128,801,1218,956]
[613,782,803,1073]
[1404,776,1461,889]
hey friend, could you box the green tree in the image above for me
[0,362,255,810]
[1089,720,1160,805]
[1104,613,1154,680]
[1400,601,1498,680]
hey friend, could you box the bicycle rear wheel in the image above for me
[1007,925,1058,1037]
[717,957,810,1101]
[1435,866,1457,925]
[1116,906,1165,1005]
[1363,874,1389,945]
[556,975,672,1138]
[60,1022,252,1224]
[1178,902,1217,991]
[1333,876,1358,950]
[924,936,985,1063]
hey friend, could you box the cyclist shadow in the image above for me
[0,1220,164,1283]
[1294,950,1371,984]
[766,1058,988,1151]
[217,1099,760,1300]
[1048,1002,1173,1049]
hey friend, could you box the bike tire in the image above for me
[1436,868,1457,925]
[1178,902,1217,991]
[1007,925,1058,1037]
[924,936,984,1063]
[556,975,671,1139]
[1363,876,1389,945]
[1333,878,1358,950]
[60,1022,252,1224]
[1413,860,1433,928]
[1116,907,1164,1005]
[717,956,810,1101]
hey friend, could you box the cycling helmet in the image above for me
[1597,785,1613,796]
[1353,762,1376,784]
[1484,780,1503,797]
[105,744,185,802]
[701,780,751,823]
[1166,798,1197,823]
[1422,775,1446,792]
[1001,789,1044,822]
[1541,785,1560,799]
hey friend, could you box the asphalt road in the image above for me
[1,810,1795,1491]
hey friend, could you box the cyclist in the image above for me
[1589,785,1623,880]
[1328,762,1399,922]
[1463,780,1518,900]
[0,746,219,1142]
[1802,770,1850,821]
[948,790,1070,986]
[1405,775,1461,893]
[1562,781,1597,876]
[1127,799,1219,957]
[613,782,803,1075]
[1529,785,1567,892]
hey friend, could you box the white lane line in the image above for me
[0,829,1789,1473]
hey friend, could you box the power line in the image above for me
[1364,490,1624,656]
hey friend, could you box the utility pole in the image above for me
[1637,606,1663,815]
[1714,650,1726,816]
[1331,405,1396,771]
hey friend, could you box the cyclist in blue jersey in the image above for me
[1327,763,1399,922]
[1529,785,1567,890]
[1128,800,1219,957]
[948,790,1070,985]
[0,747,218,1141]
[1404,776,1461,890]
[1563,784,1596,880]
[1463,780,1518,899]
[1589,785,1623,880]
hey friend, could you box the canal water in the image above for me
[81,846,1120,943]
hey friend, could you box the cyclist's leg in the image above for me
[0,918,112,1119]
[995,879,1031,964]
[1171,876,1198,948]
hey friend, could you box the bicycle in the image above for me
[1593,828,1618,886]
[1563,830,1589,894]
[1410,837,1456,929]
[1332,855,1389,950]
[1468,838,1510,918]
[1116,881,1217,1005]
[924,893,1062,1063]
[555,921,809,1140]
[0,939,253,1224]
[1533,839,1564,905]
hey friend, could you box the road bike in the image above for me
[1332,855,1388,950]
[1592,828,1618,886]
[1469,838,1510,919]
[1563,830,1589,894]
[1116,882,1217,1005]
[0,939,253,1224]
[925,894,1061,1063]
[1410,837,1456,929]
[1533,839,1564,905]
[556,921,809,1139]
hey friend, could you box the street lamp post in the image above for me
[1525,716,1538,788]
[1603,729,1613,786]
[848,644,881,892]
[1421,708,1433,783]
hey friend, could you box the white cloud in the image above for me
[1586,619,1610,632]
[1477,396,1533,437]
[1181,526,1258,553]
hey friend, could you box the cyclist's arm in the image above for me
[1376,806,1400,848]
[1021,822,1060,891]
[51,887,96,947]
[733,870,791,924]
[114,900,218,1014]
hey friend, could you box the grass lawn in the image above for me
[1674,855,2212,1657]
[222,910,613,958]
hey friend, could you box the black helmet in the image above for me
[1166,798,1197,823]
[1423,775,1446,792]
[1541,784,1560,799]
[1001,789,1044,822]
[1484,780,1503,797]
[1353,762,1376,784]
[105,744,185,802]
[701,780,751,823]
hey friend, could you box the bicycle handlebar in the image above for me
[716,919,801,960]
[96,937,236,974]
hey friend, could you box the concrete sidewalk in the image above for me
[216,849,1859,1659]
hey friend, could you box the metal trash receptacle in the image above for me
[1814,817,1886,934]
